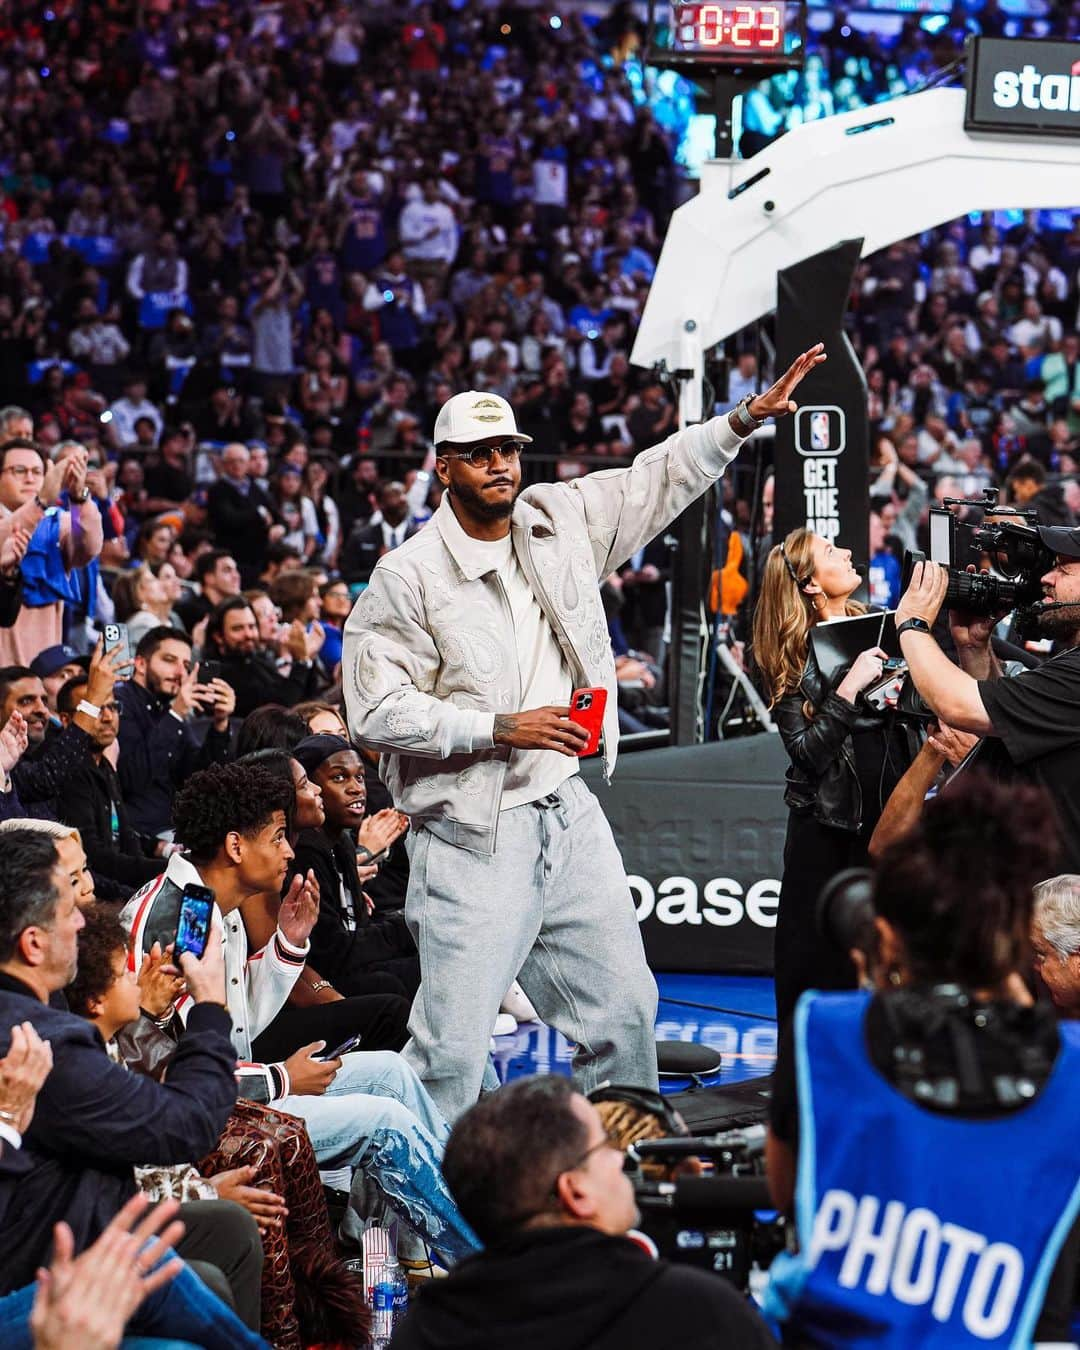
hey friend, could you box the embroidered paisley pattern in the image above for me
[436,625,503,686]
[385,695,435,740]
[351,643,399,709]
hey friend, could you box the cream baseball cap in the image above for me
[433,391,533,447]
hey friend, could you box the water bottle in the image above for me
[392,1268,409,1329]
[371,1278,396,1348]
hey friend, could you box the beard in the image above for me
[1036,601,1080,643]
[449,477,519,521]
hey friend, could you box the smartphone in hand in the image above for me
[315,1033,362,1061]
[568,687,607,757]
[174,884,215,960]
[103,622,133,672]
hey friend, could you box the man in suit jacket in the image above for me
[206,443,281,584]
[341,480,421,584]
[0,825,251,1325]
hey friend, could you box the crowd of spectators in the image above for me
[0,0,1078,1345]
[742,2,1080,153]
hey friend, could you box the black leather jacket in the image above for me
[774,645,907,834]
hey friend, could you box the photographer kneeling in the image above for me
[896,527,1080,870]
[765,775,1080,1347]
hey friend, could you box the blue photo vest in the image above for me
[766,990,1080,1347]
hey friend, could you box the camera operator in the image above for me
[765,775,1080,1347]
[897,526,1080,870]
[752,528,918,1026]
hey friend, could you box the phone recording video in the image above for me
[175,884,215,960]
[102,622,133,671]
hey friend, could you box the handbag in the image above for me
[199,1099,369,1349]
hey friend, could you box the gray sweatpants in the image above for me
[402,775,659,1122]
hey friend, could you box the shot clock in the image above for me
[648,0,804,69]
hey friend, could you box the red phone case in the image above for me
[568,687,607,756]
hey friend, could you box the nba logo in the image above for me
[795,405,847,456]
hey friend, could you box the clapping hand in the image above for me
[60,449,89,503]
[30,1195,185,1350]
[358,808,409,857]
[0,1021,53,1133]
[0,524,31,576]
[305,620,325,661]
[278,869,319,947]
[137,943,184,1019]
[0,709,29,776]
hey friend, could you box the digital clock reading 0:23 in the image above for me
[672,1,787,57]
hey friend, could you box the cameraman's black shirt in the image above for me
[978,645,1080,870]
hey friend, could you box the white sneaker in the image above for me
[500,981,539,1023]
[492,1012,518,1037]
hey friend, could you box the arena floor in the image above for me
[495,973,777,1091]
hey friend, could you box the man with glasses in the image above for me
[390,1075,776,1349]
[0,438,103,666]
[898,525,1080,869]
[52,673,164,892]
[345,362,825,1122]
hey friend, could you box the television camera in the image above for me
[902,488,1055,633]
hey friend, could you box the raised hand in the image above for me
[61,449,89,502]
[747,342,828,420]
[0,1021,53,1133]
[137,942,184,1019]
[0,524,31,575]
[285,619,309,662]
[86,636,133,701]
[204,677,236,730]
[171,661,204,719]
[38,456,67,508]
[30,1194,185,1350]
[305,620,326,660]
[278,869,319,947]
[897,559,949,632]
[358,808,409,858]
[177,924,226,1007]
[0,709,29,776]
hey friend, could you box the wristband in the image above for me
[897,617,932,639]
[33,494,51,512]
[76,698,101,719]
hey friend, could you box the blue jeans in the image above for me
[281,1050,479,1262]
[0,1257,268,1350]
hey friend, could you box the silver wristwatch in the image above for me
[732,396,766,433]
